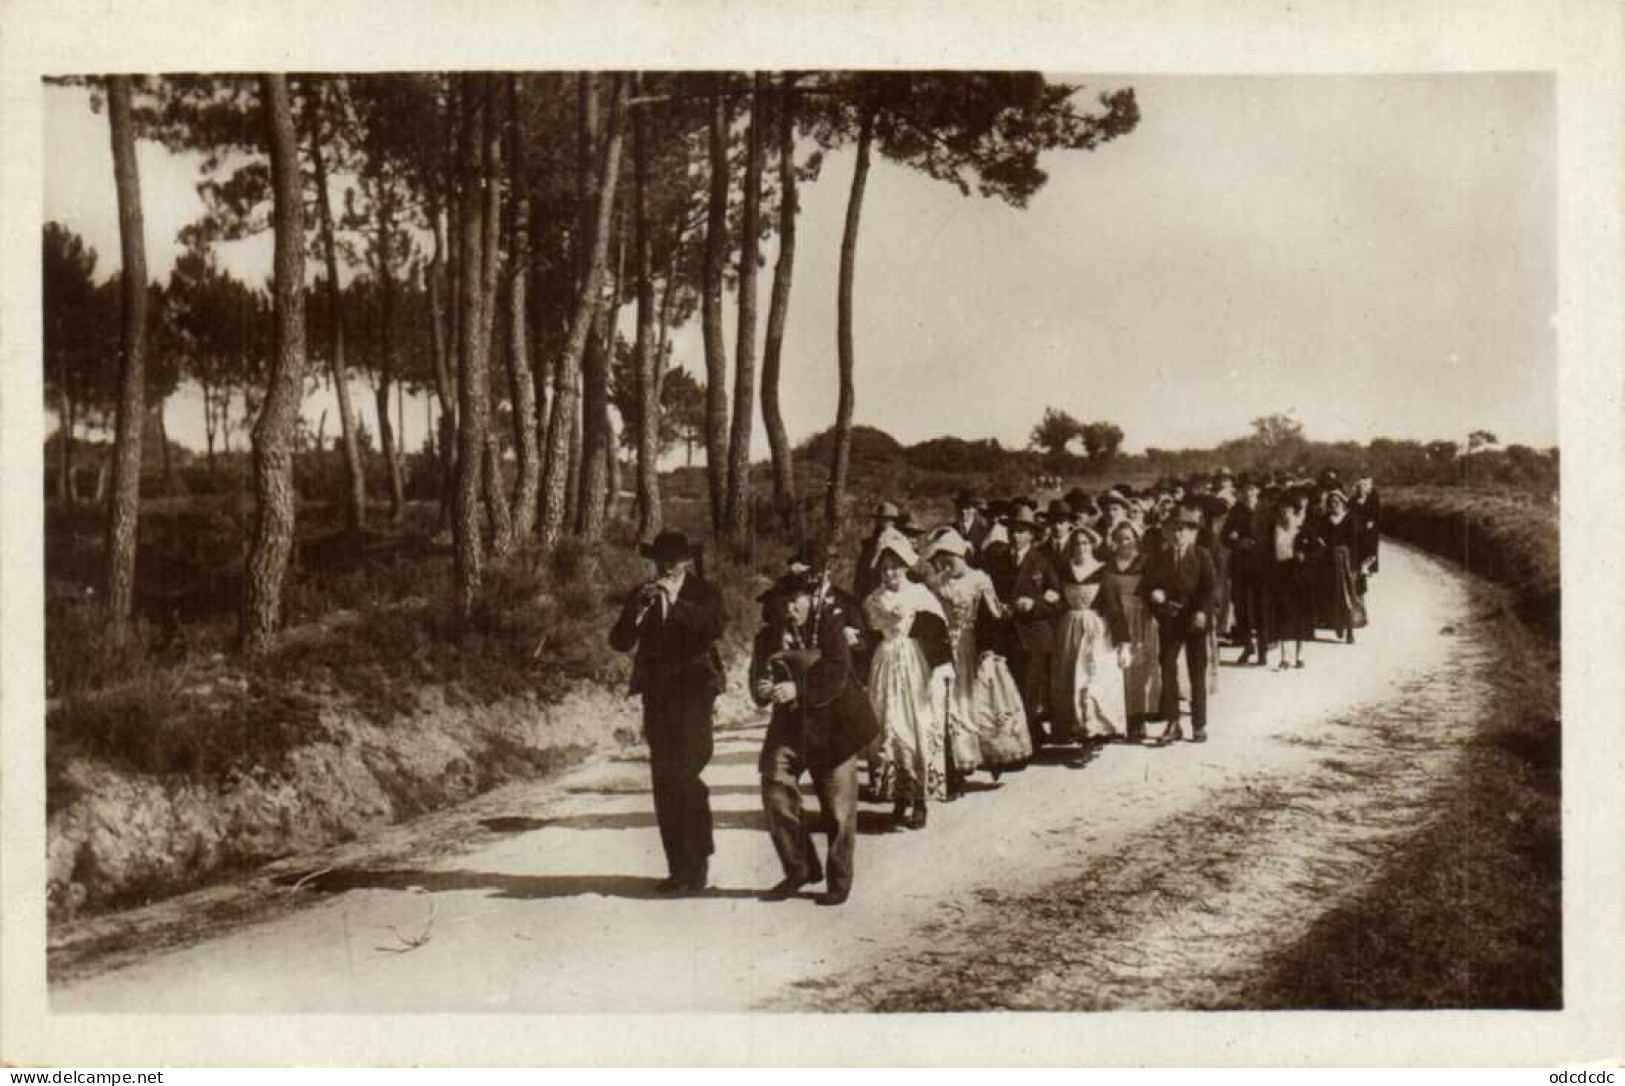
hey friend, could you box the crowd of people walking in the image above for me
[611,467,1382,906]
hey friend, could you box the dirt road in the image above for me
[51,541,1481,1013]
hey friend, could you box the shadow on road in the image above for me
[477,809,770,833]
[477,808,905,837]
[270,867,763,901]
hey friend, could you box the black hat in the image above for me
[895,510,926,538]
[871,500,902,520]
[986,499,1013,519]
[640,530,699,563]
[1003,505,1043,532]
[1043,499,1073,523]
[953,490,981,510]
[756,571,815,606]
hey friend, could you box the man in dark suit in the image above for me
[1350,474,1381,581]
[988,504,1064,747]
[1140,506,1219,744]
[609,530,727,894]
[951,491,990,564]
[753,572,881,907]
[1223,476,1267,664]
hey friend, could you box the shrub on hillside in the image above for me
[1382,486,1559,638]
[798,424,905,469]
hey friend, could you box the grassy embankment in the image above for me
[44,476,782,821]
[1251,485,1561,1008]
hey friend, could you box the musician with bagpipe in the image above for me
[752,569,881,906]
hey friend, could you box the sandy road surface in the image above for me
[52,542,1471,1013]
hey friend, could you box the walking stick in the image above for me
[943,669,958,800]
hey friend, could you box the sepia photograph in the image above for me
[2,0,1621,1070]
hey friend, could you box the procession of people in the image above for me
[611,468,1382,906]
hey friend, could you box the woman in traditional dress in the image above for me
[1261,492,1312,670]
[863,531,953,829]
[925,530,1032,783]
[1049,526,1121,761]
[1093,520,1163,744]
[1310,489,1367,643]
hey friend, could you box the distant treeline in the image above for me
[793,421,1559,502]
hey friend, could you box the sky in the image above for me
[42,73,1558,458]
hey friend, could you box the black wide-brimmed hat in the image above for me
[894,511,926,538]
[953,490,982,510]
[1003,505,1042,531]
[872,501,902,520]
[640,530,699,562]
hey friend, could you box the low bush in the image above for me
[1382,486,1559,638]
[47,665,329,809]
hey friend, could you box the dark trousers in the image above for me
[1010,644,1052,745]
[1230,572,1263,651]
[1158,620,1209,735]
[761,743,860,898]
[644,692,716,880]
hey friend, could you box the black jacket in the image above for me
[609,574,727,701]
[751,604,881,772]
[988,544,1064,652]
[1138,543,1218,632]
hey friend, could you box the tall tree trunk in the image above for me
[701,83,732,535]
[725,73,766,543]
[154,399,172,489]
[484,430,514,554]
[243,74,311,651]
[452,74,492,612]
[304,82,368,535]
[576,296,612,537]
[478,77,515,562]
[93,453,112,504]
[201,384,217,474]
[538,73,626,550]
[656,214,685,386]
[428,202,457,526]
[761,72,799,514]
[429,97,459,529]
[504,74,541,541]
[828,106,874,535]
[376,194,406,520]
[605,417,621,520]
[102,76,147,633]
[559,73,596,541]
[632,78,662,542]
[579,213,625,539]
[528,188,550,533]
[57,393,73,501]
[577,96,626,541]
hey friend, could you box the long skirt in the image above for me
[1052,609,1122,740]
[1115,596,1163,720]
[1263,560,1312,645]
[868,636,948,803]
[1312,544,1368,633]
[940,633,988,774]
[968,652,1033,767]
